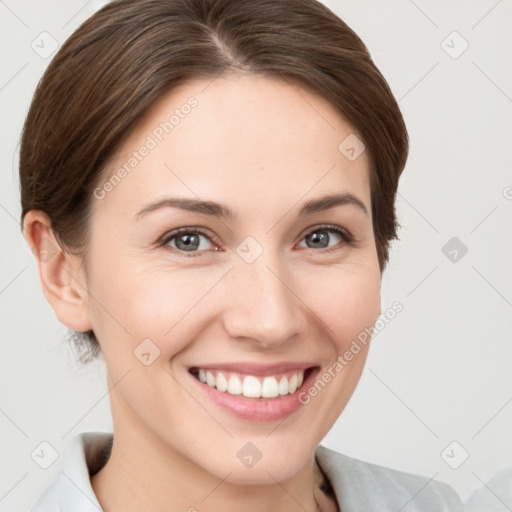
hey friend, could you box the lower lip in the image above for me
[189,367,319,422]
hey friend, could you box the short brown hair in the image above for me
[19,0,409,363]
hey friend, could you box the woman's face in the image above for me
[83,73,381,483]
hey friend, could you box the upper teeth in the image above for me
[197,369,305,398]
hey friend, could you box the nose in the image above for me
[221,249,306,348]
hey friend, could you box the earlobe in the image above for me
[23,210,93,333]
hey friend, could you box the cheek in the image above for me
[87,253,229,357]
[88,247,380,351]
[302,262,381,351]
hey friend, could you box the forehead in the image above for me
[92,73,371,220]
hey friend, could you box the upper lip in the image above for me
[189,361,318,377]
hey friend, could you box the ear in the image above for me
[23,210,93,333]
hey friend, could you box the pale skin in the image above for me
[24,72,382,512]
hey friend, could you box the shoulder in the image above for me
[315,444,464,512]
[30,431,110,512]
[464,465,512,512]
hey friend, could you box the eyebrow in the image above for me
[134,192,368,220]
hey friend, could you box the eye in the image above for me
[297,224,354,251]
[159,224,355,256]
[159,227,218,254]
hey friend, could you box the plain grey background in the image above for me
[1,1,511,510]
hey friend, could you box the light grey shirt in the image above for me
[30,431,464,511]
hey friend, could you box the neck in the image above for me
[91,428,331,512]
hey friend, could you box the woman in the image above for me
[21,0,464,510]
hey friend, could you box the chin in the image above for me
[195,440,313,486]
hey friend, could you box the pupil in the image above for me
[309,231,328,248]
[177,233,199,251]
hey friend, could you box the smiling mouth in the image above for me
[188,366,316,399]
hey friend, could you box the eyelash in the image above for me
[158,224,356,257]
